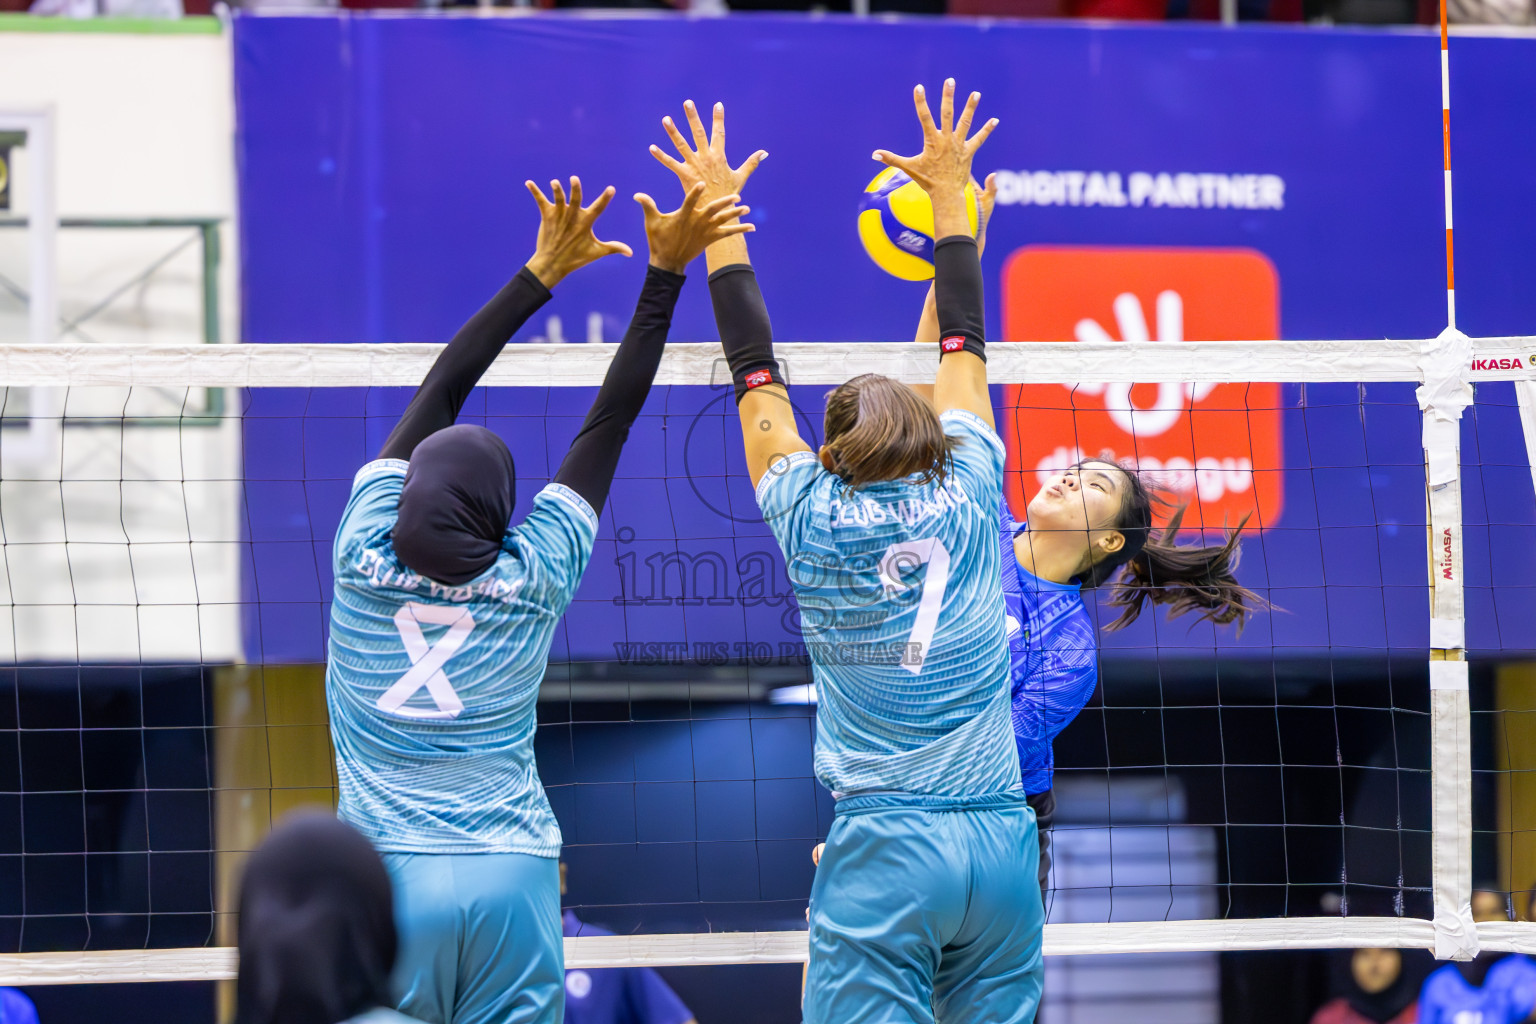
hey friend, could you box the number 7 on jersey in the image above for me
[879,537,951,674]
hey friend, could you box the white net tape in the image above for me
[0,336,1533,388]
[0,333,1533,982]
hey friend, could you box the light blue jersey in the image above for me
[756,409,1020,798]
[327,459,598,857]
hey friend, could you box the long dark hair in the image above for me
[823,374,958,490]
[1073,458,1266,633]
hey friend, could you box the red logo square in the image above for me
[941,336,966,353]
[744,369,773,389]
[1000,246,1282,533]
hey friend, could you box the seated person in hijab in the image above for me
[324,174,752,1024]
[235,811,420,1024]
[1420,889,1534,1024]
[558,864,696,1024]
[1310,947,1427,1024]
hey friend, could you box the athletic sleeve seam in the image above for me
[754,450,820,507]
[353,458,408,488]
[542,482,600,532]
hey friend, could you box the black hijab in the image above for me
[392,424,515,585]
[1328,948,1432,1023]
[235,812,397,1024]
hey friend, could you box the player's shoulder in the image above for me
[940,408,1005,455]
[754,450,826,508]
[1420,962,1462,996]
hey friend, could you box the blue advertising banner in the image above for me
[233,14,1536,665]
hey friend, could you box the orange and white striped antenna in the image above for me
[1440,0,1456,329]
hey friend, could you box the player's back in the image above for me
[757,409,1019,798]
[326,460,598,856]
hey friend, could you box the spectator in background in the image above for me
[236,812,424,1024]
[1447,0,1533,23]
[560,865,696,1024]
[1310,948,1425,1024]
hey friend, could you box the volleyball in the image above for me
[857,166,980,281]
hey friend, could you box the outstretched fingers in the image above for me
[682,100,711,152]
[581,183,616,221]
[715,220,755,238]
[649,144,685,175]
[966,117,1001,155]
[938,77,955,135]
[955,90,981,138]
[711,102,727,153]
[596,237,634,258]
[567,176,584,210]
[524,179,552,213]
[662,116,694,161]
[633,192,662,219]
[701,192,743,219]
[679,181,707,219]
[549,179,567,212]
[913,84,937,137]
[871,149,916,175]
[733,149,769,186]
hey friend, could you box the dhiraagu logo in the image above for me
[999,246,1283,534]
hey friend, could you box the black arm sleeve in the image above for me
[707,263,783,403]
[934,235,986,363]
[552,265,686,512]
[377,266,552,462]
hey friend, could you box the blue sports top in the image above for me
[756,409,1021,799]
[1419,957,1536,1024]
[326,459,598,856]
[1000,504,1101,795]
[562,911,695,1024]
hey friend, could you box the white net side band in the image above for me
[0,336,1531,387]
[5,918,1536,984]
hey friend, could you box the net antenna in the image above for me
[0,108,60,469]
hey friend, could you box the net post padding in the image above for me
[0,338,1533,389]
[1418,326,1477,961]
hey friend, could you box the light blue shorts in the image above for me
[383,851,563,1024]
[803,792,1044,1024]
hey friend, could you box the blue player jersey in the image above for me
[1000,504,1100,795]
[326,459,598,856]
[756,409,1020,798]
[562,912,694,1024]
[1488,954,1536,1024]
[1420,957,1536,1024]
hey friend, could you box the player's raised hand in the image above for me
[524,176,633,289]
[635,183,754,274]
[977,172,999,254]
[873,80,998,238]
[650,100,768,207]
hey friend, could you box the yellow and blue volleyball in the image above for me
[857,167,980,282]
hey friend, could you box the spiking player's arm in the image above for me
[911,173,998,404]
[551,184,753,513]
[378,178,631,463]
[875,80,999,430]
[651,100,808,488]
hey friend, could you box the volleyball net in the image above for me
[0,333,1531,986]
